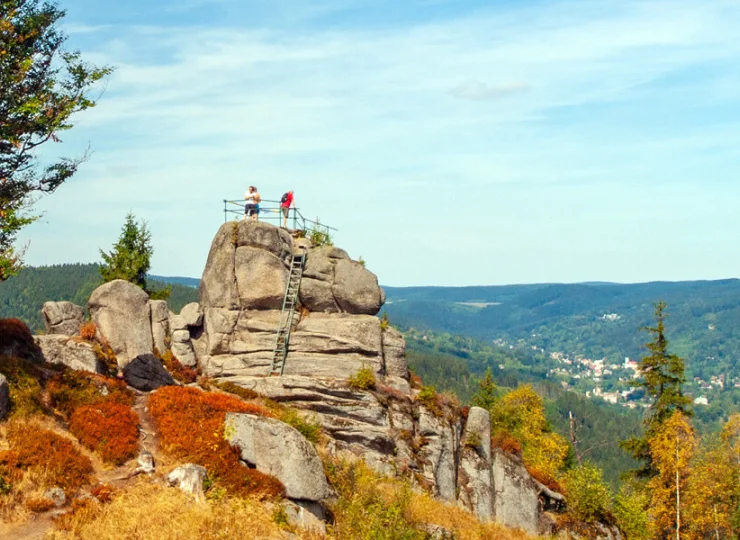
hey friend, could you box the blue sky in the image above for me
[17,0,740,286]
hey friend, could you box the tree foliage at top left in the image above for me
[0,0,112,279]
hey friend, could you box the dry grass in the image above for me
[324,453,538,540]
[47,479,293,540]
[406,491,535,540]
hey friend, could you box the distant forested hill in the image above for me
[0,264,199,331]
[384,279,740,381]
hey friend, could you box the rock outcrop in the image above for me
[225,412,333,502]
[88,280,153,367]
[35,335,106,374]
[42,301,85,336]
[27,219,564,536]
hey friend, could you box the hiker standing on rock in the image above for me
[280,190,294,228]
[244,186,261,222]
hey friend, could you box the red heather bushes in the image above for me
[149,386,284,499]
[47,370,139,465]
[0,424,94,494]
[70,402,140,465]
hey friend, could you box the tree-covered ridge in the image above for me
[384,280,740,415]
[0,263,198,330]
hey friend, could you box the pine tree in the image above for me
[622,301,692,476]
[471,367,498,411]
[99,213,168,298]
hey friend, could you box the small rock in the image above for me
[281,500,327,535]
[422,524,454,539]
[136,451,155,474]
[44,487,66,508]
[168,464,208,501]
[123,354,176,391]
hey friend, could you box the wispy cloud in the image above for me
[22,0,740,285]
[450,81,529,101]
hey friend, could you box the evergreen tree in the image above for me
[99,213,169,298]
[622,301,692,476]
[472,367,498,411]
[1,0,112,279]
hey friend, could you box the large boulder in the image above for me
[225,413,333,501]
[122,353,175,391]
[491,449,540,535]
[35,335,106,374]
[42,301,85,336]
[200,221,293,310]
[0,373,9,420]
[88,280,153,368]
[234,247,288,310]
[149,300,170,354]
[332,259,384,315]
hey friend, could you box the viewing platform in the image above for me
[222,198,337,242]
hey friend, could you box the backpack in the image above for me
[280,192,289,204]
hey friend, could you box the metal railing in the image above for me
[222,199,338,240]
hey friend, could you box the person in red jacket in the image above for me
[280,190,294,228]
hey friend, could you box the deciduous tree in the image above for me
[0,0,112,279]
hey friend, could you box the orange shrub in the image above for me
[25,497,56,513]
[70,402,139,465]
[491,432,523,456]
[528,466,563,494]
[79,321,97,341]
[90,483,116,503]
[0,425,93,493]
[160,350,198,384]
[149,387,284,499]
[47,370,134,416]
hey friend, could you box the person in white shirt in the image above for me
[243,186,259,221]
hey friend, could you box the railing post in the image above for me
[223,199,227,223]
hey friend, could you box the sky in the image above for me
[16,0,740,286]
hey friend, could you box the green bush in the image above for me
[563,463,613,523]
[613,485,650,540]
[349,367,376,390]
[417,385,438,409]
[279,408,322,444]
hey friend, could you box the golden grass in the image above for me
[46,479,293,540]
[406,491,536,540]
[323,452,539,540]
